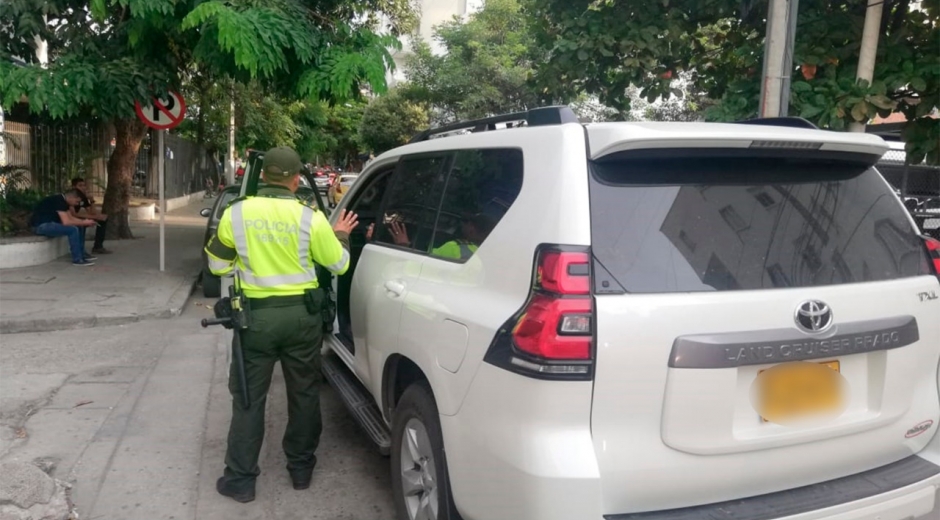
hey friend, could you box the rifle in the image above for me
[201,274,252,409]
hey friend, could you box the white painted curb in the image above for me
[0,236,69,269]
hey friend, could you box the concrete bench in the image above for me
[0,235,69,269]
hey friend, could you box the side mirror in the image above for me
[200,208,211,217]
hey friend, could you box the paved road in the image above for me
[1,197,398,520]
[191,295,397,520]
[1,298,397,520]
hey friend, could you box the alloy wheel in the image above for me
[399,418,439,520]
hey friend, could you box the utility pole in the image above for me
[759,0,799,118]
[849,0,885,132]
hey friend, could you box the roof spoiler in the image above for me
[408,106,579,144]
[735,117,819,130]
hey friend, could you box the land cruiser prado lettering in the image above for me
[240,107,940,520]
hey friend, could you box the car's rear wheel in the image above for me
[202,269,221,298]
[391,382,460,520]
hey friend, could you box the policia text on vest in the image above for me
[204,147,361,503]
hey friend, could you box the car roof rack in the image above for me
[735,117,819,130]
[408,105,579,144]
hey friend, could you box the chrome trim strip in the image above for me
[669,316,919,369]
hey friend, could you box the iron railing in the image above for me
[1,118,218,200]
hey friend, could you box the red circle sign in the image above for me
[135,91,186,130]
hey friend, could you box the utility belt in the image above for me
[248,289,324,317]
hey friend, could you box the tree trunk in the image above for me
[103,118,148,239]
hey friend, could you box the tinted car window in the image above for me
[429,149,524,262]
[214,189,239,220]
[589,154,932,294]
[374,155,449,253]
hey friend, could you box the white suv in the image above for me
[314,107,940,520]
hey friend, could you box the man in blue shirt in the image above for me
[30,189,99,266]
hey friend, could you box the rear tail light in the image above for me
[538,250,590,294]
[484,246,594,380]
[925,236,940,276]
[512,293,592,360]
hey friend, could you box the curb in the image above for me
[0,272,199,334]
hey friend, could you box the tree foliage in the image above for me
[358,88,429,154]
[402,0,701,125]
[526,0,939,164]
[308,100,367,167]
[0,0,416,237]
[405,0,542,123]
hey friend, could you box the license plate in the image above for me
[924,218,940,230]
[756,360,842,424]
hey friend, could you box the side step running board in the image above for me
[321,352,391,455]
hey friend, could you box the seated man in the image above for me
[430,213,496,260]
[70,178,111,254]
[31,189,99,266]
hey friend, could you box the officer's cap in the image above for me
[262,147,303,180]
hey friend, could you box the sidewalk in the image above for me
[0,200,212,334]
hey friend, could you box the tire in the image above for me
[202,270,221,298]
[390,383,461,520]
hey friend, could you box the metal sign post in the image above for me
[157,129,165,272]
[134,91,186,272]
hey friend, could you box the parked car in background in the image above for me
[313,169,331,194]
[328,174,358,208]
[198,185,241,297]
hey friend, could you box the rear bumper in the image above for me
[439,363,602,520]
[605,455,940,520]
[442,361,940,520]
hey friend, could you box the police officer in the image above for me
[205,146,359,502]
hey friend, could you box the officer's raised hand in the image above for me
[333,209,360,234]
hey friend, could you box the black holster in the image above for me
[303,288,324,316]
[213,297,235,329]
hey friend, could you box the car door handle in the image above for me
[384,280,406,297]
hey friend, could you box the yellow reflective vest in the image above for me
[432,240,477,261]
[204,186,350,298]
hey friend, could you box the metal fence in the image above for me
[877,147,940,238]
[163,133,220,199]
[877,148,940,198]
[1,118,217,200]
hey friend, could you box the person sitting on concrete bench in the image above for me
[30,189,99,266]
[70,178,111,254]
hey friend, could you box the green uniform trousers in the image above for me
[222,302,323,491]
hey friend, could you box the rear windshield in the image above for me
[589,154,932,294]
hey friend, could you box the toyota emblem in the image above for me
[794,300,833,333]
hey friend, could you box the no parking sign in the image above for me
[134,91,186,130]
[134,91,185,273]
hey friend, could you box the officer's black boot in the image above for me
[289,470,312,490]
[216,476,256,503]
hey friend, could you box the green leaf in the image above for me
[181,1,226,31]
[915,100,935,118]
[791,81,812,93]
[800,104,824,119]
[910,77,927,91]
[867,95,895,110]
[90,0,107,21]
[577,49,589,61]
[850,102,868,122]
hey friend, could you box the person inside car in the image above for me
[365,213,495,261]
